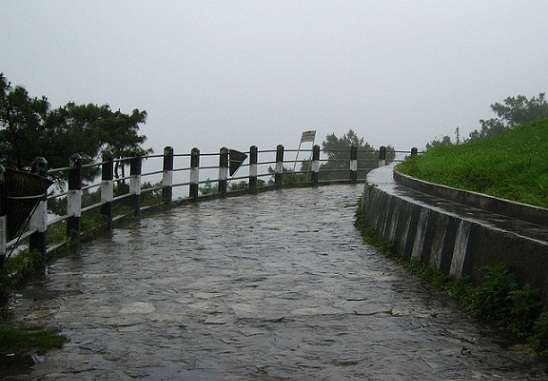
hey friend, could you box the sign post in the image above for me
[293,130,316,172]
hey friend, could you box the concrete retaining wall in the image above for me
[362,166,548,309]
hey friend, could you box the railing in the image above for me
[0,144,418,267]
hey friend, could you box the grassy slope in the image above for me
[397,119,548,209]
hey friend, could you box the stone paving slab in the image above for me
[4,185,547,380]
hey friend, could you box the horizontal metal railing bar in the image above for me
[2,145,418,263]
[200,165,220,171]
[172,181,192,188]
[48,166,72,174]
[8,230,34,247]
[142,153,164,159]
[141,186,162,193]
[82,183,100,191]
[112,193,132,202]
[143,169,164,177]
[228,175,250,182]
[46,241,66,255]
[47,191,68,200]
[81,203,103,214]
[47,214,71,226]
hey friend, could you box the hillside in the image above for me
[396,119,548,209]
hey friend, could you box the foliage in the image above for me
[425,127,462,150]
[397,119,548,208]
[0,250,43,302]
[0,73,151,178]
[0,322,66,355]
[467,264,542,336]
[0,74,49,169]
[530,312,548,354]
[470,93,548,140]
[265,165,310,185]
[320,130,395,180]
[426,93,547,148]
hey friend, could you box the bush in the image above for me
[467,263,542,338]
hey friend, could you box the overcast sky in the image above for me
[2,0,547,155]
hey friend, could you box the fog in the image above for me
[2,1,547,154]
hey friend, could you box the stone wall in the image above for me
[361,165,548,309]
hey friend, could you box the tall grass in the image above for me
[397,119,548,208]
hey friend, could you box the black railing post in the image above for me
[249,145,258,192]
[411,147,418,156]
[162,146,174,204]
[311,145,320,186]
[219,147,229,196]
[378,146,386,167]
[67,154,82,240]
[0,165,5,269]
[350,145,357,182]
[190,148,200,201]
[101,150,114,230]
[275,144,284,186]
[130,154,142,215]
[29,157,48,258]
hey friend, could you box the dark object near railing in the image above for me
[5,168,52,240]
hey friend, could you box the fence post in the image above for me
[101,150,114,229]
[218,147,229,196]
[162,146,174,204]
[0,165,5,269]
[190,148,200,201]
[311,145,320,186]
[29,157,48,258]
[275,144,284,186]
[67,154,82,240]
[129,154,142,215]
[350,145,357,182]
[378,146,386,167]
[411,147,418,156]
[249,145,258,192]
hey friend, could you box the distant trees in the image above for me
[0,73,151,178]
[469,93,548,140]
[318,129,395,180]
[426,92,548,149]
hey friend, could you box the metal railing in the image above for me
[0,144,418,267]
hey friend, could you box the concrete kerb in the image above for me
[362,165,548,309]
[393,169,548,227]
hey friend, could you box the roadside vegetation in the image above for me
[397,119,548,208]
[355,204,548,355]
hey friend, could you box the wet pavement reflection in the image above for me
[5,185,547,380]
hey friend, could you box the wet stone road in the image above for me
[5,185,548,380]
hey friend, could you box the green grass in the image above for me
[0,322,66,355]
[396,119,548,208]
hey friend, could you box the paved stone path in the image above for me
[5,185,547,380]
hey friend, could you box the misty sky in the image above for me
[2,1,547,155]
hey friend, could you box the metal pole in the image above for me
[67,154,82,239]
[101,150,114,230]
[162,146,174,204]
[249,145,258,192]
[275,145,284,186]
[218,147,228,196]
[29,157,49,258]
[130,154,142,215]
[190,148,200,201]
